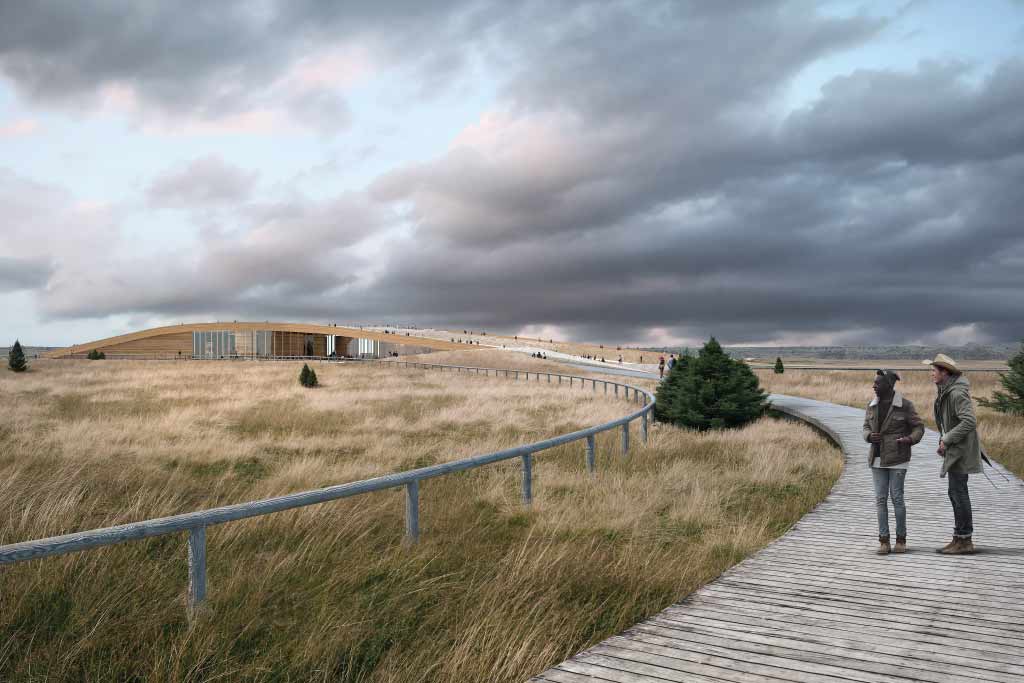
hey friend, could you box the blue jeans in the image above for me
[947,472,973,538]
[872,468,907,539]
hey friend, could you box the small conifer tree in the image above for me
[299,363,319,388]
[979,341,1024,415]
[774,357,785,374]
[87,349,105,360]
[655,337,768,430]
[654,350,690,423]
[8,340,28,372]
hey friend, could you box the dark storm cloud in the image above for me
[7,1,1024,344]
[362,4,1024,344]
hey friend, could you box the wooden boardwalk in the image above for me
[531,394,1024,682]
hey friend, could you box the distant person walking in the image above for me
[668,354,676,371]
[863,370,924,554]
[926,354,987,555]
[658,356,666,379]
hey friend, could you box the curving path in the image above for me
[531,393,1024,683]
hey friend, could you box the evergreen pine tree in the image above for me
[308,367,319,387]
[8,340,28,372]
[654,350,690,423]
[299,363,312,387]
[979,341,1024,415]
[774,357,785,374]
[657,337,768,431]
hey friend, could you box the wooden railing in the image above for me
[0,359,655,615]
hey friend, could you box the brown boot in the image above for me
[946,537,975,555]
[876,536,891,555]
[935,537,957,554]
[893,536,906,553]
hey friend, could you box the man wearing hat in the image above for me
[924,353,987,555]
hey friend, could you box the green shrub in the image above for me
[299,364,319,388]
[979,340,1024,415]
[655,337,768,431]
[774,357,785,374]
[87,349,106,360]
[8,340,27,372]
[653,352,690,423]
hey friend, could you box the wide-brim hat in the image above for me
[922,353,960,374]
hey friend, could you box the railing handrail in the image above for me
[0,359,655,583]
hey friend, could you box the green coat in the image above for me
[934,375,984,476]
[862,392,925,467]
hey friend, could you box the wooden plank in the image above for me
[638,614,1024,679]
[647,610,1024,669]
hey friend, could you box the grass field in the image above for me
[758,368,1024,479]
[1,356,839,682]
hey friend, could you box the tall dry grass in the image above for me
[758,368,1024,479]
[1,359,838,682]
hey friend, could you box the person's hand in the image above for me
[937,440,946,456]
[868,432,882,443]
[896,436,912,445]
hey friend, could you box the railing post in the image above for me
[604,381,608,395]
[559,375,562,385]
[570,377,573,388]
[586,435,596,475]
[188,526,207,614]
[621,422,630,457]
[642,410,649,444]
[592,379,596,393]
[405,481,420,544]
[614,384,618,397]
[547,373,551,383]
[521,454,533,504]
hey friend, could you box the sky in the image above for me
[1,0,1023,349]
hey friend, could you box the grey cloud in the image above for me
[0,256,52,292]
[148,156,259,208]
[781,59,1024,164]
[0,0,493,129]
[39,191,383,320]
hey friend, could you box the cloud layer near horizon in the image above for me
[2,1,1023,346]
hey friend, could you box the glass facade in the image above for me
[357,338,381,357]
[192,330,272,358]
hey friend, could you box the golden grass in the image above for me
[1,359,839,682]
[758,369,1024,479]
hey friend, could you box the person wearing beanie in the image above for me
[863,369,924,554]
